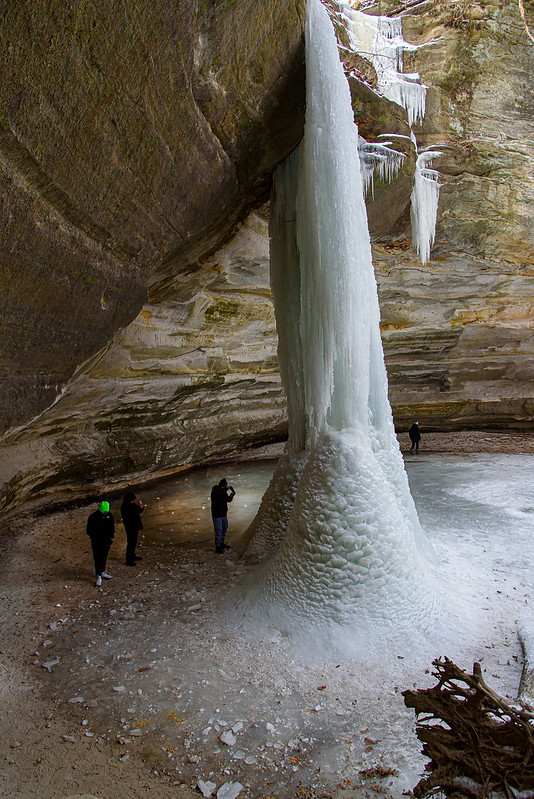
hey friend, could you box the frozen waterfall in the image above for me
[339,2,426,127]
[239,0,439,652]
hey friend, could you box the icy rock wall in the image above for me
[340,3,426,127]
[339,1,441,264]
[241,0,437,641]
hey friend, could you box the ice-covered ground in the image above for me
[41,451,533,799]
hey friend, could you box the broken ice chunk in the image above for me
[42,658,60,672]
[217,783,243,799]
[197,778,217,798]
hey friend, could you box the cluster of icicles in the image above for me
[338,0,442,264]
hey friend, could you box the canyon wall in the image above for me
[0,0,305,432]
[1,0,534,510]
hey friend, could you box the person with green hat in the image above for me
[86,500,115,586]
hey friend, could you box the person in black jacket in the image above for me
[210,478,236,553]
[409,421,421,454]
[120,491,145,566]
[86,501,115,586]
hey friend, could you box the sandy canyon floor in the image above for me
[1,431,534,799]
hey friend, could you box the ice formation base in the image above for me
[237,429,441,656]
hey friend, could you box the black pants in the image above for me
[125,527,139,564]
[90,537,112,575]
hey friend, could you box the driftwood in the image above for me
[403,658,534,799]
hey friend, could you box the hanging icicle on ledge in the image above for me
[332,0,444,264]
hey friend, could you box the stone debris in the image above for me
[119,753,130,762]
[217,782,243,799]
[68,697,84,703]
[112,685,126,693]
[220,730,237,746]
[62,735,76,743]
[42,657,60,672]
[197,778,217,797]
[129,728,142,736]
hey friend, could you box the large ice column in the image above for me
[241,0,438,643]
[241,152,309,561]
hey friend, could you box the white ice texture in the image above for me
[241,0,439,652]
[411,149,442,265]
[339,2,426,127]
[358,137,406,199]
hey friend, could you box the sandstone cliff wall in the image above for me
[376,0,534,428]
[0,0,305,432]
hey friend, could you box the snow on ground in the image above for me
[1,444,533,798]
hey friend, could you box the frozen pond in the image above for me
[136,458,280,553]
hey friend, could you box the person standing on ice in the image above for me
[121,491,145,567]
[409,421,421,454]
[211,478,236,553]
[86,500,115,586]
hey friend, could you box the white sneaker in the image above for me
[96,575,102,587]
[101,572,112,579]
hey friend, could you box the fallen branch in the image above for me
[403,657,534,798]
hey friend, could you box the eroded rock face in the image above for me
[0,213,287,507]
[0,0,305,432]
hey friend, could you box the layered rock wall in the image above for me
[0,0,305,432]
[375,0,534,428]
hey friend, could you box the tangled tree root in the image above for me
[403,658,534,798]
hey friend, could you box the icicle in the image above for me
[358,137,406,199]
[341,5,427,127]
[411,149,442,264]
